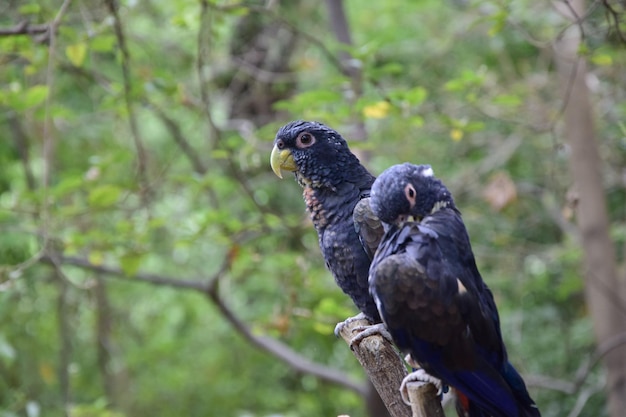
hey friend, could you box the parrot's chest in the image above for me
[302,186,329,229]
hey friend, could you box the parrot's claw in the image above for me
[334,313,370,338]
[334,314,393,349]
[400,369,443,406]
[349,323,394,348]
[404,353,420,369]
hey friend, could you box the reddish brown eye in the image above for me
[296,132,316,148]
[404,184,417,207]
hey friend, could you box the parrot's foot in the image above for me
[334,313,370,338]
[334,314,393,349]
[349,323,394,348]
[404,354,420,369]
[400,369,443,406]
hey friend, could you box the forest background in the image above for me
[1,0,625,417]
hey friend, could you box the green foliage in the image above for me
[1,0,624,416]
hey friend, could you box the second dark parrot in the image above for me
[270,120,384,325]
[368,163,540,417]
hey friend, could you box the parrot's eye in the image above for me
[296,132,315,148]
[276,139,285,149]
[404,184,417,207]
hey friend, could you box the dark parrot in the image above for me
[368,163,540,417]
[270,120,385,331]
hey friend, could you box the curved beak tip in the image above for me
[270,146,284,179]
[270,145,296,179]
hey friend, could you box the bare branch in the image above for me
[0,21,51,43]
[527,333,626,397]
[52,255,210,292]
[323,0,368,159]
[525,373,577,394]
[206,285,367,395]
[566,384,605,417]
[56,268,72,411]
[601,0,626,43]
[94,277,116,405]
[324,0,358,77]
[148,104,208,175]
[104,0,151,202]
[211,3,345,74]
[8,115,37,191]
[42,0,72,269]
[575,332,626,386]
[197,0,222,148]
[42,255,367,396]
[231,56,299,83]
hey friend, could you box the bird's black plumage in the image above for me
[369,163,540,417]
[270,121,383,322]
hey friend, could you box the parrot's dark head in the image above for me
[270,120,364,189]
[370,163,455,225]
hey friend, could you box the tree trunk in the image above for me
[554,1,626,416]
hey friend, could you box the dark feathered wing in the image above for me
[370,208,540,417]
[353,197,385,261]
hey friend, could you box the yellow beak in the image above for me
[270,145,297,179]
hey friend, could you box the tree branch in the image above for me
[55,268,72,413]
[0,21,50,41]
[206,285,366,395]
[555,2,626,414]
[566,384,605,417]
[8,114,37,191]
[104,0,151,202]
[42,0,72,279]
[43,255,367,396]
[211,3,345,74]
[197,0,222,149]
[336,316,444,417]
[94,275,117,405]
[323,0,369,159]
[527,333,626,395]
[148,103,208,175]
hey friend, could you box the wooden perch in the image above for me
[406,382,446,417]
[336,316,445,417]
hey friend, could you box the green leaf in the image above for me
[14,85,49,111]
[312,322,334,335]
[493,94,522,107]
[405,87,428,105]
[409,115,424,127]
[488,11,507,37]
[52,177,84,198]
[444,78,465,92]
[120,252,144,276]
[87,185,122,208]
[66,43,87,67]
[577,42,590,56]
[18,3,40,14]
[90,36,116,53]
[211,149,229,159]
[465,121,486,132]
[591,53,612,66]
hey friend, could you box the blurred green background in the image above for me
[0,0,625,416]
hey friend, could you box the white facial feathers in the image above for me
[420,166,434,177]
